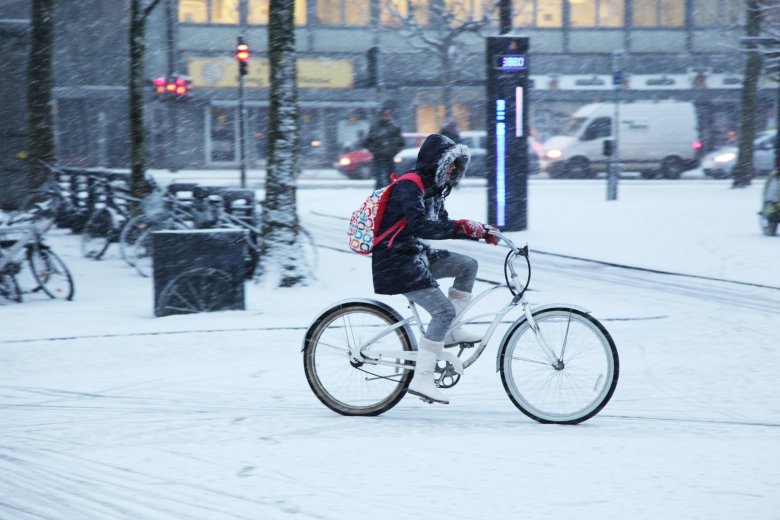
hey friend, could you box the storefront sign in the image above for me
[188,57,354,89]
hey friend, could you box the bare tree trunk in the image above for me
[264,0,304,287]
[27,0,56,188]
[733,0,763,188]
[128,0,162,204]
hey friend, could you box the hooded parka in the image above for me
[371,134,472,295]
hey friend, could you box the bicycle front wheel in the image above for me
[303,302,414,416]
[499,307,618,425]
[27,245,75,301]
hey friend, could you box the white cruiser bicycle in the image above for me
[302,231,619,424]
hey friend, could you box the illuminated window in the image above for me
[317,0,370,25]
[211,0,239,23]
[248,0,307,25]
[443,0,496,21]
[416,104,470,134]
[632,0,684,27]
[537,0,562,27]
[381,0,430,26]
[179,0,306,25]
[511,0,565,27]
[570,0,623,27]
[180,0,208,22]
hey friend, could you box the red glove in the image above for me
[455,219,485,239]
[483,225,500,246]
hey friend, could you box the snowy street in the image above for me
[1,178,779,519]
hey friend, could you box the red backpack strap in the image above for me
[373,172,424,248]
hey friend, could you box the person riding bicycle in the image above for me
[371,133,498,404]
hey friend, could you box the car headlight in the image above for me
[713,152,736,164]
[545,149,563,159]
[339,157,351,166]
[394,157,402,163]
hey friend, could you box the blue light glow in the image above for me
[496,100,506,227]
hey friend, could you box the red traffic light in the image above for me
[236,44,250,63]
[151,74,192,99]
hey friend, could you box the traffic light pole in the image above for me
[238,71,247,188]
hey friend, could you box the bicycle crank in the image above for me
[435,361,461,388]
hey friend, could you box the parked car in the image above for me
[702,131,776,179]
[393,130,540,178]
[335,133,428,179]
[540,101,700,179]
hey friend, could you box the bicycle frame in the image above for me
[0,224,44,272]
[350,231,585,377]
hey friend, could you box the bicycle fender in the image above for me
[495,303,591,372]
[301,298,418,352]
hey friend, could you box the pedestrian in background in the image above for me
[439,118,461,144]
[363,107,405,189]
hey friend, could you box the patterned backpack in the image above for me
[347,172,424,255]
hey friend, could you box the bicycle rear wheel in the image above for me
[303,301,414,416]
[27,245,75,300]
[498,307,618,424]
[81,208,115,259]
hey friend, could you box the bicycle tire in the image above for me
[81,208,115,260]
[27,245,75,301]
[303,301,414,416]
[498,307,618,425]
[156,267,234,316]
[0,274,22,303]
[119,214,156,266]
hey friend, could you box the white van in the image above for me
[540,101,700,179]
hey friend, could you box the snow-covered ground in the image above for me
[1,177,779,519]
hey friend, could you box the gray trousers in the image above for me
[403,251,478,342]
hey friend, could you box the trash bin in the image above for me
[152,229,248,317]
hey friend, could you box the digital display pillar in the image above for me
[486,36,530,231]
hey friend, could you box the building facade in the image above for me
[1,0,776,170]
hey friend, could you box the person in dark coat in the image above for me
[439,118,461,144]
[371,133,499,404]
[363,108,405,189]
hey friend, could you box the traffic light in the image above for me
[151,74,192,100]
[236,37,250,76]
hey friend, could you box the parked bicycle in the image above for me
[0,216,74,302]
[81,175,144,260]
[302,231,619,424]
[21,161,90,232]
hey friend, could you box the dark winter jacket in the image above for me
[372,134,471,295]
[363,120,405,160]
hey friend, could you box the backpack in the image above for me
[347,172,424,254]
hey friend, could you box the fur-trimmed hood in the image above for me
[415,134,471,190]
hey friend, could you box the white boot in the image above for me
[408,337,449,404]
[443,287,482,345]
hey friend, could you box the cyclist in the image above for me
[371,133,498,404]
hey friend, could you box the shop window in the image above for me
[570,0,624,27]
[381,0,430,26]
[248,0,307,25]
[632,0,684,27]
[317,0,370,25]
[416,104,470,134]
[209,106,236,163]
